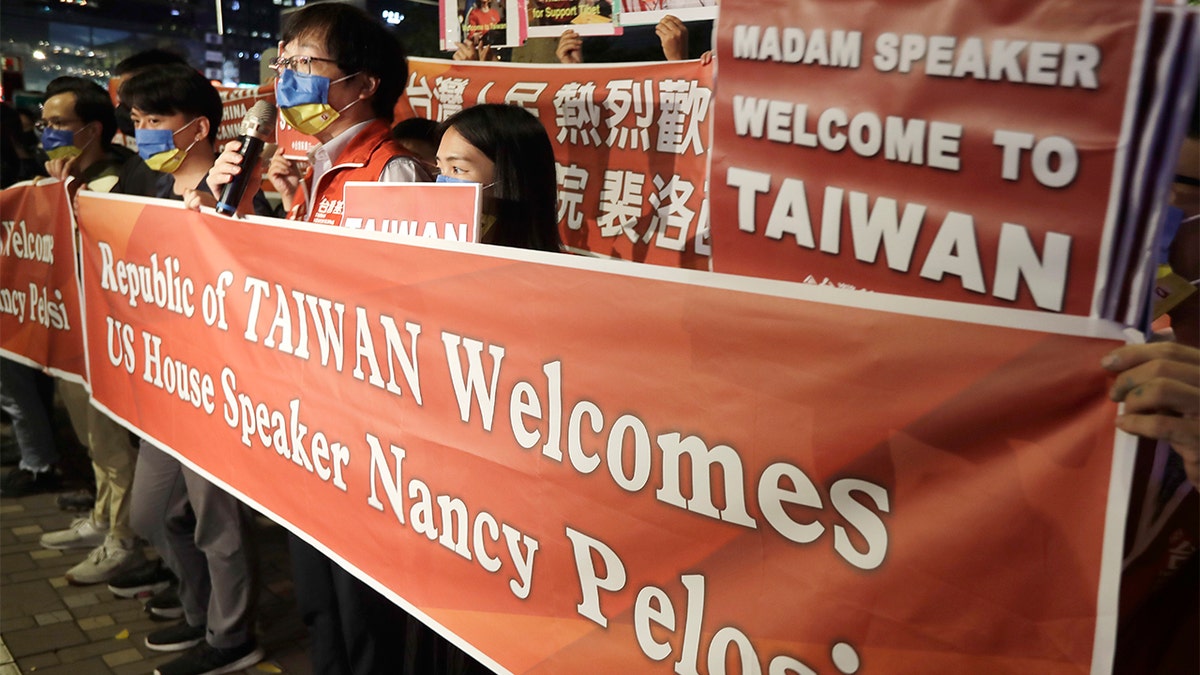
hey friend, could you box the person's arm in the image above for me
[556,29,583,64]
[196,140,270,216]
[380,155,433,183]
[265,149,303,212]
[655,15,688,61]
[1104,341,1200,488]
[453,33,498,62]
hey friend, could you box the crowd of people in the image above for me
[0,2,1197,674]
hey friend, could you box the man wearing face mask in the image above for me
[37,77,128,192]
[205,6,431,674]
[24,78,151,590]
[1,77,127,499]
[114,63,270,675]
[206,2,430,228]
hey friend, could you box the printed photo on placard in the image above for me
[442,0,528,50]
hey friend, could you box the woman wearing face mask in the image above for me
[435,103,563,252]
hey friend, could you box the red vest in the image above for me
[288,120,412,228]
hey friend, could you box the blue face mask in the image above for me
[275,69,362,135]
[41,127,83,160]
[275,68,331,108]
[135,128,178,160]
[134,118,200,173]
[436,174,471,184]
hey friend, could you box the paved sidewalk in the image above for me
[0,488,313,675]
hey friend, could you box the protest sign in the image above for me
[342,181,482,242]
[526,0,620,37]
[76,191,1132,675]
[440,0,529,51]
[617,0,717,27]
[0,180,85,380]
[708,0,1153,316]
[407,57,713,270]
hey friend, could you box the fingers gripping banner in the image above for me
[76,191,1132,674]
[0,180,86,380]
[406,58,714,271]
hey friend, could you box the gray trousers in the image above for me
[130,441,257,649]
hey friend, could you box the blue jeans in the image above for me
[0,357,58,471]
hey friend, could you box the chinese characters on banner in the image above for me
[0,180,86,380]
[76,191,1132,675]
[406,57,713,270]
[708,0,1152,315]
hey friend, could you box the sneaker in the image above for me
[153,640,264,675]
[65,538,144,585]
[145,584,184,619]
[0,467,61,497]
[108,559,176,598]
[40,516,108,550]
[145,622,206,652]
[55,488,96,512]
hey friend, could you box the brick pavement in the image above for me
[0,478,313,675]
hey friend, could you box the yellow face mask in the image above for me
[280,103,343,137]
[136,118,201,174]
[276,68,362,136]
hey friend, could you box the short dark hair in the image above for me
[44,77,116,149]
[391,116,438,145]
[113,49,189,77]
[440,104,562,252]
[118,64,223,144]
[282,3,408,122]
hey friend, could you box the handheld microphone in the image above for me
[215,100,276,216]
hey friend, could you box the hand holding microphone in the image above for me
[210,100,277,216]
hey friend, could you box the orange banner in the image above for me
[76,192,1133,674]
[708,0,1152,316]
[406,57,713,270]
[0,180,85,379]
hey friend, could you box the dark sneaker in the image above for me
[145,622,206,652]
[55,488,96,512]
[153,640,264,675]
[108,559,176,598]
[0,467,60,498]
[145,585,184,619]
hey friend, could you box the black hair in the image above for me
[439,104,562,252]
[113,48,189,77]
[44,77,116,149]
[391,116,438,145]
[118,64,223,144]
[281,2,409,122]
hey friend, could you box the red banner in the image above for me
[0,180,86,380]
[406,57,713,270]
[76,191,1133,674]
[708,0,1152,316]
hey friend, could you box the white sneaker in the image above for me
[65,537,144,586]
[40,517,109,550]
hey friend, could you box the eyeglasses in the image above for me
[34,117,82,134]
[268,55,339,76]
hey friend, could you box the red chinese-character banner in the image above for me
[406,57,713,270]
[77,190,1133,674]
[0,180,85,380]
[708,0,1153,316]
